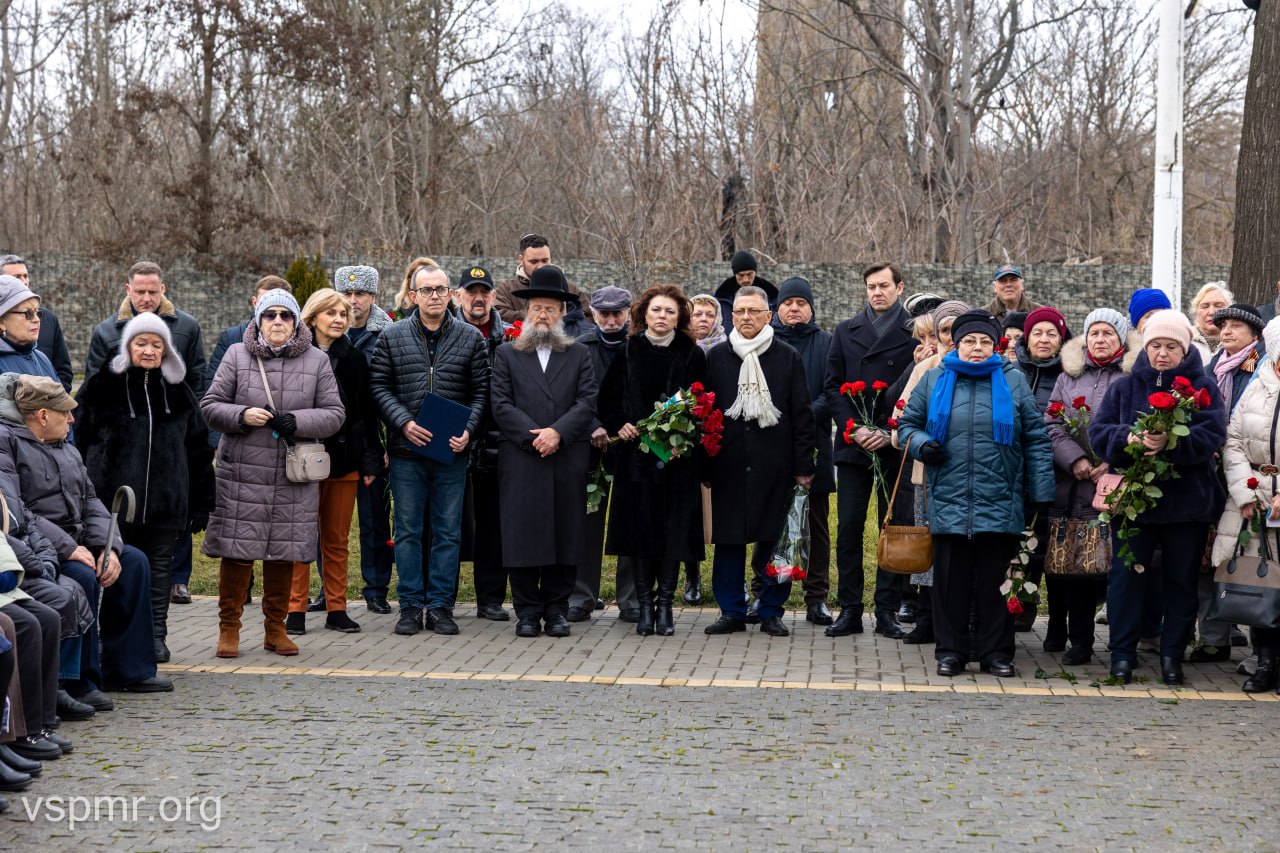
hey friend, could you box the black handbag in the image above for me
[1206,522,1280,629]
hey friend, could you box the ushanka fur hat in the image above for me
[112,311,186,384]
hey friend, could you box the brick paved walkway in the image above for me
[3,599,1276,850]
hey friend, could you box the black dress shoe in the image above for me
[307,595,327,613]
[805,602,833,625]
[285,612,306,636]
[760,616,790,637]
[902,625,935,644]
[744,598,761,625]
[170,583,192,605]
[1061,646,1092,666]
[896,602,917,624]
[154,638,171,663]
[0,744,42,776]
[1187,645,1230,663]
[74,689,113,712]
[41,729,72,753]
[325,611,361,633]
[1160,656,1185,686]
[595,598,605,611]
[56,690,95,722]
[1110,659,1135,684]
[0,758,32,792]
[980,659,1016,678]
[874,612,906,640]
[936,656,965,677]
[1231,625,1249,647]
[619,608,642,623]
[704,615,747,635]
[824,609,863,637]
[566,606,592,623]
[476,603,510,621]
[515,617,541,638]
[120,676,174,693]
[545,615,571,638]
[426,608,460,636]
[9,735,61,761]
[366,597,393,615]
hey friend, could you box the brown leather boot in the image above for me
[261,561,299,656]
[216,559,253,658]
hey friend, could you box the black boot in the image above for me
[655,561,677,636]
[1243,647,1279,693]
[635,559,655,637]
[683,562,702,605]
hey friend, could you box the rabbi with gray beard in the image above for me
[490,265,599,639]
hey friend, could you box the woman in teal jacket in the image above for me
[898,309,1055,678]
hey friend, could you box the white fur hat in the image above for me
[111,312,186,384]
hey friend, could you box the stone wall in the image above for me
[17,252,1231,373]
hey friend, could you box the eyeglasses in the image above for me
[6,309,39,321]
[260,310,293,322]
[415,285,451,298]
[527,304,562,317]
[731,308,769,317]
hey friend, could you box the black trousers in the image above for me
[932,533,1019,664]
[5,599,60,731]
[1046,573,1107,649]
[123,521,181,642]
[835,463,904,615]
[463,469,508,607]
[509,565,575,622]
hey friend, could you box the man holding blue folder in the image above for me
[370,264,490,637]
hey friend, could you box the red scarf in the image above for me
[1087,347,1126,368]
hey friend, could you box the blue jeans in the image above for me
[169,533,193,585]
[713,543,789,620]
[389,453,468,611]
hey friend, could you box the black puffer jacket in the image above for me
[1013,337,1065,413]
[74,363,216,530]
[369,308,490,458]
[319,335,384,477]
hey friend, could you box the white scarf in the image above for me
[644,329,676,347]
[725,325,781,427]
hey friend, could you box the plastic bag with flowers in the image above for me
[625,382,725,463]
[764,486,810,584]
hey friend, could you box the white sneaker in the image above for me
[1095,604,1108,625]
[1238,654,1258,677]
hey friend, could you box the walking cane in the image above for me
[97,486,136,656]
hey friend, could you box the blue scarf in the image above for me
[927,352,1016,446]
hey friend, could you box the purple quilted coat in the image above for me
[200,322,344,563]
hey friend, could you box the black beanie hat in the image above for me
[776,276,814,309]
[730,251,758,274]
[951,309,1001,346]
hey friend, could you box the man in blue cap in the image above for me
[984,264,1042,326]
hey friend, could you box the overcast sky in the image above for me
[555,0,756,43]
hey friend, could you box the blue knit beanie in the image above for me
[1128,288,1172,329]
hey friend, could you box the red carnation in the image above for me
[1248,477,1260,490]
[1194,387,1212,410]
[1148,392,1177,412]
[996,337,1011,354]
[895,399,907,411]
[842,381,867,395]
[1046,401,1066,418]
[385,538,395,548]
[872,381,889,392]
[886,418,899,430]
[1006,597,1024,615]
[504,320,523,341]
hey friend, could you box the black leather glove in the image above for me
[918,440,947,466]
[189,511,210,534]
[268,412,298,437]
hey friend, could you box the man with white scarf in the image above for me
[702,287,816,638]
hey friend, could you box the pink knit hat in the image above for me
[1140,309,1193,352]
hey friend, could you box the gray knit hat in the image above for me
[334,265,379,295]
[254,288,302,324]
[1082,308,1131,342]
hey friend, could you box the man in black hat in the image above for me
[569,284,640,623]
[714,251,777,322]
[490,265,599,638]
[370,263,490,637]
[456,265,513,621]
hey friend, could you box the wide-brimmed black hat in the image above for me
[512,265,579,304]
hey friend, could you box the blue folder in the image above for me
[410,392,471,464]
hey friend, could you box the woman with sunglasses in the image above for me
[0,276,60,385]
[201,289,345,659]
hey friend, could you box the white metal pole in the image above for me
[1151,0,1185,307]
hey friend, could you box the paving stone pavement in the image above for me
[3,600,1277,850]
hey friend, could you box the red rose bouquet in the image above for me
[1093,377,1207,570]
[623,382,725,463]
[1047,395,1099,463]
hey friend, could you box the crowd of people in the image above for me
[0,241,1276,812]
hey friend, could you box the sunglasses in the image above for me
[6,309,39,321]
[260,310,293,322]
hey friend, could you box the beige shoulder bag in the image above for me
[255,356,330,483]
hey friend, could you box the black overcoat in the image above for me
[599,333,706,560]
[704,336,817,546]
[490,341,598,567]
